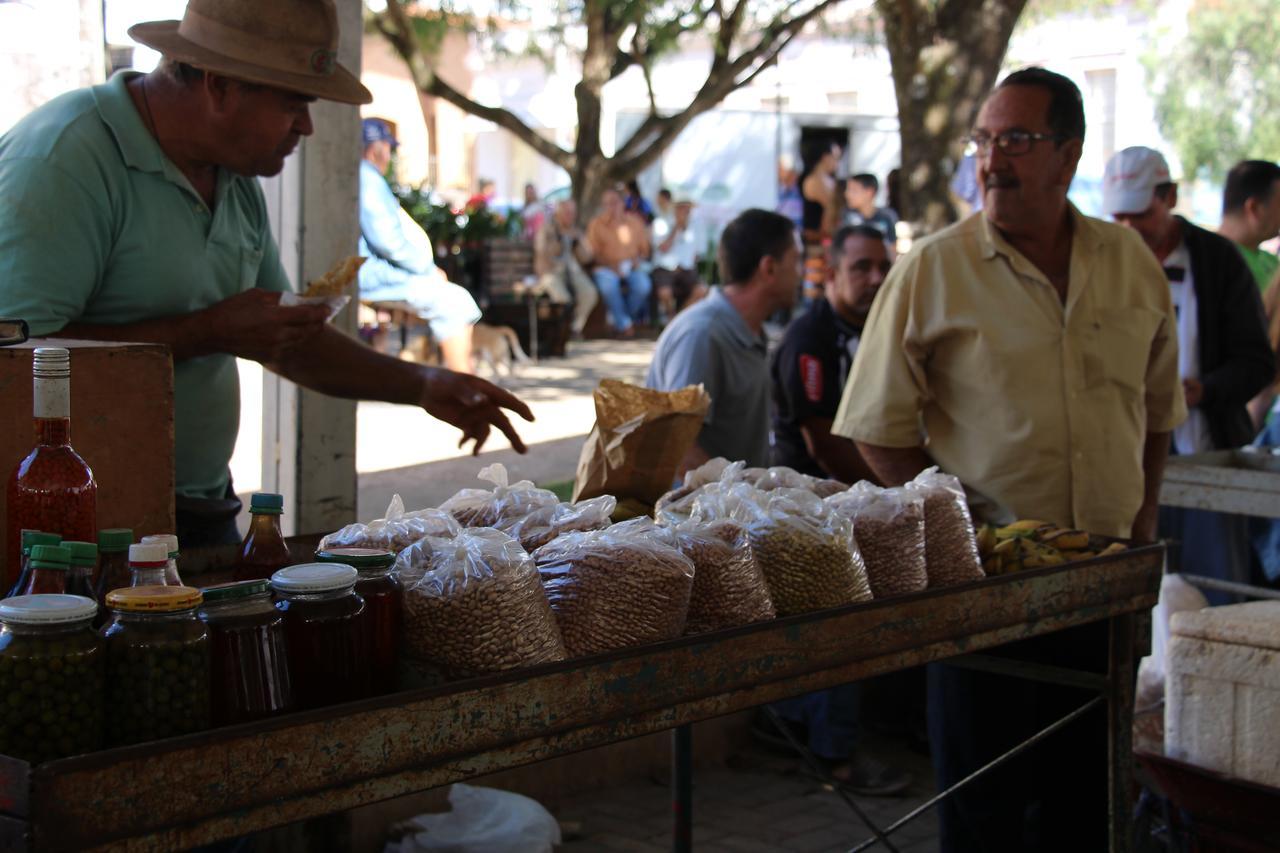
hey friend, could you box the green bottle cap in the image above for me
[65,541,98,567]
[250,493,284,514]
[97,528,134,553]
[29,544,70,569]
[22,531,61,555]
[315,547,396,570]
[200,579,271,604]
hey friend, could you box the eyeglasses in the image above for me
[968,130,1063,157]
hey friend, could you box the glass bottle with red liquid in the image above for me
[6,530,61,598]
[6,347,97,591]
[64,541,98,600]
[235,494,291,582]
[20,544,70,595]
[95,528,133,606]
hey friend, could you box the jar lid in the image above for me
[30,544,71,566]
[315,547,395,569]
[250,493,284,514]
[271,562,357,594]
[140,534,179,557]
[65,541,98,567]
[200,579,271,604]
[128,542,169,566]
[0,594,97,625]
[98,528,133,553]
[106,585,202,612]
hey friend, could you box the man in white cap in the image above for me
[1103,146,1273,600]
[0,0,533,546]
[651,192,706,323]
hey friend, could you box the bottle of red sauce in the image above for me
[235,493,292,582]
[6,348,97,590]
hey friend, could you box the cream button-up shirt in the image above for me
[833,207,1186,537]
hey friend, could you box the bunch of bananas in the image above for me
[976,520,1127,577]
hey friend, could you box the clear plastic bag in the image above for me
[397,528,565,679]
[654,457,737,522]
[534,518,695,657]
[904,466,986,588]
[665,517,775,634]
[438,463,561,528]
[693,483,872,616]
[319,494,460,554]
[826,482,928,598]
[387,783,561,853]
[752,466,848,499]
[497,495,616,552]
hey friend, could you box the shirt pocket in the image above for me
[1084,306,1163,395]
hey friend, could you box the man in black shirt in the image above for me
[772,224,890,481]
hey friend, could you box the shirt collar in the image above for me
[93,71,166,175]
[707,288,767,352]
[977,203,1106,280]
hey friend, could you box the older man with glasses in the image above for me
[830,67,1185,851]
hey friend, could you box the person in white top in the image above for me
[651,194,707,323]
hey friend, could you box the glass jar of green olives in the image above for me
[101,585,210,747]
[0,594,103,764]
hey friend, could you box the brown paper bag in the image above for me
[572,379,711,506]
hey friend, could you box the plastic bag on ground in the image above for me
[826,482,929,599]
[385,783,561,853]
[319,494,460,554]
[497,495,616,552]
[534,517,695,657]
[693,483,872,615]
[438,463,560,528]
[665,517,776,634]
[904,466,986,588]
[397,528,565,679]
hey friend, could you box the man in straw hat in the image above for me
[0,0,533,546]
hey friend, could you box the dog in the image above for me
[470,322,532,376]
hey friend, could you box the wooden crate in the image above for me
[0,339,175,585]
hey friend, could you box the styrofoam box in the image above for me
[1166,600,1280,787]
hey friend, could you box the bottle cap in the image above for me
[250,493,285,514]
[140,534,179,557]
[106,585,202,613]
[22,531,61,555]
[0,594,96,625]
[200,579,271,604]
[29,544,71,567]
[128,542,169,566]
[97,528,133,553]
[270,563,357,594]
[315,547,395,571]
[32,347,70,379]
[64,541,98,567]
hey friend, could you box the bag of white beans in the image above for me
[319,494,460,554]
[438,463,561,528]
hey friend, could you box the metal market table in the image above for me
[1159,447,1280,518]
[0,544,1162,852]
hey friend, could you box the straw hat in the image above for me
[129,0,372,105]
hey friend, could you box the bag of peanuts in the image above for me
[904,467,986,588]
[653,457,734,521]
[319,495,460,554]
[534,518,695,658]
[693,483,872,616]
[396,528,566,680]
[751,466,848,499]
[439,463,561,528]
[664,517,776,634]
[497,495,617,552]
[826,482,928,599]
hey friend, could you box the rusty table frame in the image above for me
[0,545,1161,852]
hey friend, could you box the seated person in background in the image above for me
[843,173,898,239]
[623,178,655,224]
[466,177,496,211]
[772,225,890,483]
[654,187,674,225]
[521,182,547,239]
[358,118,479,373]
[586,187,653,338]
[651,194,707,323]
[533,199,599,337]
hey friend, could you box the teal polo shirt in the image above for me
[0,72,292,500]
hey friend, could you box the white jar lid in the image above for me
[271,562,357,594]
[129,542,169,564]
[140,534,179,556]
[0,594,97,625]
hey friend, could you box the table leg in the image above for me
[672,724,692,853]
[528,295,539,363]
[1108,613,1136,853]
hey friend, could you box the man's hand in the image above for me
[1183,377,1204,408]
[205,290,327,363]
[419,367,535,454]
[1130,502,1159,544]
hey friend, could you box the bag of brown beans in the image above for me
[826,483,928,599]
[654,457,738,522]
[692,483,872,616]
[534,518,695,658]
[751,466,848,499]
[497,495,616,552]
[904,467,986,588]
[396,528,566,680]
[439,463,561,528]
[664,517,776,634]
[319,494,460,554]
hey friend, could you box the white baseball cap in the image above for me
[1102,147,1173,215]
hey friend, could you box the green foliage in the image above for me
[1146,0,1280,181]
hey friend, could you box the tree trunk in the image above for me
[878,0,1028,236]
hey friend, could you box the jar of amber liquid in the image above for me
[271,564,367,709]
[316,548,402,695]
[198,580,294,726]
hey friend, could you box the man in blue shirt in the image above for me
[359,118,480,372]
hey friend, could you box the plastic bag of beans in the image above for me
[751,466,848,499]
[692,483,872,616]
[904,467,986,588]
[534,518,694,658]
[497,495,616,552]
[663,517,776,634]
[319,495,460,554]
[826,483,928,599]
[438,464,561,528]
[397,528,565,679]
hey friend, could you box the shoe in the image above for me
[823,752,913,797]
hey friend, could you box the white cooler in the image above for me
[1166,600,1280,787]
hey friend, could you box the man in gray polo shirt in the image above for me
[646,209,800,474]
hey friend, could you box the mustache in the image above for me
[985,174,1019,190]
